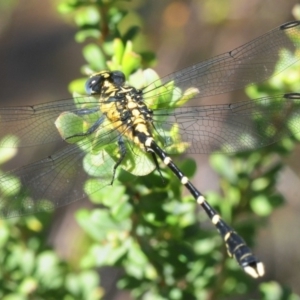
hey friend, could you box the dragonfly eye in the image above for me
[110,71,125,86]
[85,75,103,95]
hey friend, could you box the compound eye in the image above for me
[85,75,102,95]
[111,71,125,86]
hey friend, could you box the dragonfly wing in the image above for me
[0,140,117,218]
[0,96,101,148]
[153,94,300,154]
[143,21,300,105]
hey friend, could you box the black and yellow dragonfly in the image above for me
[1,21,300,278]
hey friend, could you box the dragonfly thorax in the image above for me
[90,71,154,149]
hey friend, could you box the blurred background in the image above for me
[1,0,300,299]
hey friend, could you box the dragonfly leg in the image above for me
[110,137,127,185]
[149,151,165,184]
[74,107,100,115]
[66,115,105,140]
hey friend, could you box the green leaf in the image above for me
[250,195,273,216]
[19,277,38,295]
[121,41,141,77]
[0,135,19,164]
[74,6,100,27]
[68,78,87,94]
[55,111,85,143]
[76,208,131,241]
[66,271,104,299]
[259,281,299,300]
[0,173,21,197]
[210,154,238,182]
[112,38,125,66]
[251,177,270,191]
[89,184,125,206]
[75,29,101,43]
[178,158,197,178]
[111,200,132,221]
[83,44,106,71]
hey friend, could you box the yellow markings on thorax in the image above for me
[99,85,151,149]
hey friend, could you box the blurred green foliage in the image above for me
[0,215,103,299]
[1,0,300,299]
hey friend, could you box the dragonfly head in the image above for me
[85,70,126,95]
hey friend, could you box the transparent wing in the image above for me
[0,96,122,217]
[0,101,156,217]
[143,21,300,105]
[0,96,101,147]
[0,143,115,218]
[153,94,300,154]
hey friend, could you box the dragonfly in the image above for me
[1,20,300,278]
